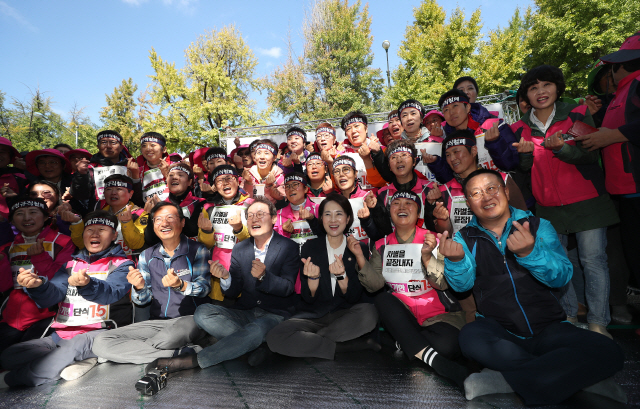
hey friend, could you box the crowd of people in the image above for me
[0,31,638,405]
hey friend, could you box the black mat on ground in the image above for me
[1,328,639,409]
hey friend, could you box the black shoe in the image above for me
[611,305,633,324]
[247,345,272,367]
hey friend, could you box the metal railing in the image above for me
[221,91,520,150]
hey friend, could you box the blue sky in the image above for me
[1,0,534,127]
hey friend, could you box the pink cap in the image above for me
[64,148,92,161]
[26,148,72,176]
[423,110,445,126]
[0,136,20,160]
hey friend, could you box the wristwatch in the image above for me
[335,273,347,281]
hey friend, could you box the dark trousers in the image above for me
[620,195,640,286]
[374,291,461,360]
[608,196,631,305]
[266,303,378,360]
[0,318,53,357]
[459,317,624,405]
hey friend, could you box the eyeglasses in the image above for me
[306,160,324,168]
[424,118,442,126]
[389,153,412,162]
[332,167,353,176]
[467,184,501,201]
[153,215,179,225]
[215,176,236,187]
[247,211,269,220]
[315,133,332,140]
[99,140,120,147]
[284,182,302,190]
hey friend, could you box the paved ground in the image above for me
[1,317,639,409]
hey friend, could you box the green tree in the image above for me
[68,103,100,153]
[527,0,640,96]
[470,8,533,95]
[99,78,147,157]
[146,25,266,153]
[266,0,384,122]
[388,0,482,107]
[1,87,77,152]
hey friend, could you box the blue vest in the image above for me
[145,235,208,319]
[458,216,566,337]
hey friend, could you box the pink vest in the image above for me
[601,71,640,195]
[375,227,446,325]
[275,197,319,238]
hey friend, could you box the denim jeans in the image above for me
[558,227,610,326]
[193,304,284,368]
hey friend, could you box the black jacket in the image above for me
[295,236,369,319]
[225,231,300,318]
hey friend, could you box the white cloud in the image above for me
[258,47,282,58]
[0,1,37,32]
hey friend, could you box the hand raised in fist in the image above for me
[364,190,377,209]
[199,179,214,194]
[0,183,16,198]
[346,235,363,258]
[512,137,534,153]
[301,257,320,279]
[283,218,294,233]
[436,231,465,262]
[544,131,564,151]
[264,172,276,186]
[242,169,254,185]
[328,254,346,276]
[68,268,91,287]
[26,239,45,256]
[421,233,437,264]
[426,186,441,204]
[421,150,437,164]
[198,212,213,232]
[192,164,204,179]
[357,205,370,219]
[228,209,243,232]
[60,209,82,224]
[117,205,133,224]
[209,260,230,279]
[17,268,43,288]
[162,268,182,289]
[433,202,449,221]
[322,177,334,194]
[126,158,140,179]
[251,259,266,279]
[299,207,314,221]
[76,158,90,175]
[127,266,145,290]
[506,221,535,258]
[485,122,500,142]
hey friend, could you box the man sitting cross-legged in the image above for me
[163,196,300,372]
[0,211,133,388]
[441,168,626,405]
[92,202,212,366]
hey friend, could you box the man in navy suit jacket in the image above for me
[189,196,300,369]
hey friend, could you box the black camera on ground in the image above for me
[135,367,167,395]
